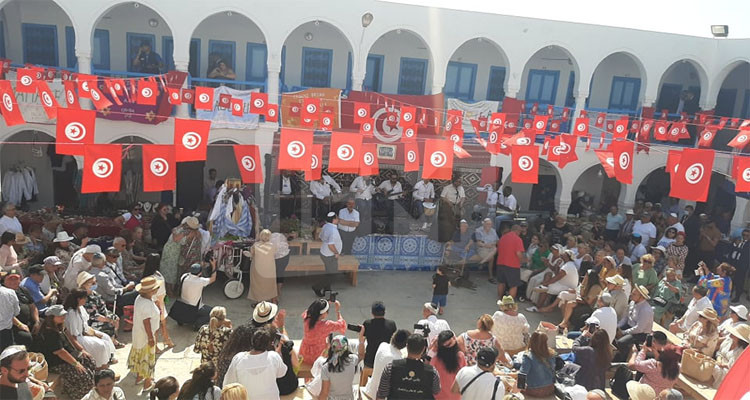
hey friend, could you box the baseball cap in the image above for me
[190,263,202,274]
[476,347,499,368]
[46,304,67,317]
[43,256,63,266]
[371,301,386,316]
[5,268,22,278]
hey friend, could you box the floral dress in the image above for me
[160,226,201,285]
[460,331,496,366]
[698,273,732,317]
[84,291,118,337]
[193,324,232,366]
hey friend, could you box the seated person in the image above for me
[89,250,137,315]
[556,267,603,329]
[471,218,498,275]
[683,308,720,357]
[627,344,681,395]
[444,220,475,266]
[526,249,579,312]
[520,234,547,284]
[718,304,748,338]
[614,285,653,362]
[517,331,557,397]
[713,324,749,386]
[526,244,564,304]
[669,285,711,334]
[650,268,683,326]
[208,59,236,81]
[21,265,57,315]
[632,254,659,293]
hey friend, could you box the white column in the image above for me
[76,51,93,109]
[431,84,443,95]
[572,93,587,120]
[267,64,281,104]
[174,60,190,118]
[351,72,365,91]
[731,197,749,232]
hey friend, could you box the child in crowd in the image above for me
[432,266,450,315]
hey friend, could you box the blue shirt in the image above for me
[519,352,556,389]
[606,213,625,230]
[20,277,46,313]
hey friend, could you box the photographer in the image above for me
[376,334,440,400]
[416,302,451,346]
[360,302,397,370]
[169,260,217,329]
[299,299,346,367]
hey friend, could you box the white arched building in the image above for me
[0,0,748,228]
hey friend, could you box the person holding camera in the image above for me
[169,261,216,329]
[376,333,441,400]
[300,299,346,367]
[416,302,451,346]
[222,326,288,398]
[364,329,409,400]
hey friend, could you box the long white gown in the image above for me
[64,306,116,367]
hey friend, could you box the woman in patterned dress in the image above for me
[457,314,510,366]
[194,306,233,366]
[698,262,735,317]
[78,267,124,347]
[127,276,162,390]
[160,217,201,297]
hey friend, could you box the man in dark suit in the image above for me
[276,170,300,220]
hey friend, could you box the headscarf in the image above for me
[329,335,349,368]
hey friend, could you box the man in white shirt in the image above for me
[313,212,342,296]
[377,174,403,201]
[494,186,517,230]
[632,213,657,247]
[591,292,618,343]
[310,176,335,222]
[0,203,23,236]
[452,347,504,400]
[412,178,435,230]
[478,183,500,216]
[440,178,465,208]
[349,176,375,233]
[338,199,360,255]
[670,285,712,333]
[175,262,217,328]
[62,244,100,290]
[364,329,409,400]
[416,302,451,346]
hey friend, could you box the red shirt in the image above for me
[496,231,524,268]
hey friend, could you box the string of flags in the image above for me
[0,60,748,201]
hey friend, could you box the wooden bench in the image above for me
[652,322,717,400]
[286,255,359,286]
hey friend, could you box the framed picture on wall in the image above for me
[377,144,397,160]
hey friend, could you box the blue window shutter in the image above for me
[445,61,477,100]
[163,37,174,71]
[126,33,156,72]
[208,40,236,71]
[65,26,75,68]
[0,22,5,59]
[93,29,109,70]
[365,54,384,92]
[23,23,58,66]
[525,69,559,105]
[398,57,428,95]
[245,42,267,83]
[301,47,332,88]
[163,37,200,76]
[565,71,575,107]
[486,66,506,101]
[346,52,352,90]
[609,77,641,111]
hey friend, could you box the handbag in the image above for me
[681,348,716,383]
[537,321,557,349]
[27,352,48,381]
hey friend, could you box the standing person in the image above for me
[618,209,636,243]
[495,224,525,299]
[248,229,278,304]
[160,217,201,297]
[141,253,174,351]
[376,334,441,400]
[128,276,162,391]
[337,199,360,255]
[177,362,222,400]
[115,204,144,230]
[364,329,409,400]
[413,178,436,230]
[82,369,125,400]
[697,219,721,267]
[633,213,657,247]
[312,213,342,297]
[441,177,466,221]
[430,330,466,400]
[63,287,116,369]
[728,229,749,302]
[605,206,624,242]
[518,331,557,397]
[300,299,346,366]
[311,177,335,222]
[452,347,504,399]
[278,170,301,220]
[432,266,450,315]
[222,326,288,398]
[697,262,735,318]
[131,41,163,74]
[349,176,375,232]
[151,204,180,250]
[270,232,291,298]
[614,286,653,362]
[193,306,232,367]
[360,301,397,372]
[34,305,97,400]
[665,233,689,278]
[319,335,358,400]
[491,296,529,355]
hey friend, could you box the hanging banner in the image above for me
[194,85,260,129]
[281,87,341,129]
[97,70,187,125]
[446,98,499,133]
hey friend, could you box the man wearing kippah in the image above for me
[313,212,342,297]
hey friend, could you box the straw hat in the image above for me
[497,295,517,310]
[604,255,616,267]
[698,308,719,324]
[635,284,650,300]
[76,271,95,288]
[626,381,656,400]
[14,233,30,245]
[253,301,279,324]
[605,274,626,286]
[136,276,161,293]
[727,324,750,343]
[184,216,200,230]
[53,231,74,242]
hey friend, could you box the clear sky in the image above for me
[381,0,747,38]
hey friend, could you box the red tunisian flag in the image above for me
[305,144,323,181]
[174,118,211,162]
[728,130,750,149]
[36,80,60,119]
[0,80,25,126]
[532,115,549,134]
[279,128,313,172]
[249,92,268,115]
[594,150,616,178]
[15,68,37,93]
[194,86,213,110]
[511,145,540,184]
[76,74,95,99]
[422,139,454,180]
[137,80,158,105]
[231,98,244,116]
[63,81,80,109]
[555,134,579,168]
[573,117,589,136]
[181,89,195,104]
[329,132,362,173]
[265,104,279,122]
[166,88,181,105]
[82,144,122,193]
[353,102,370,124]
[613,117,629,139]
[404,141,419,172]
[653,120,669,141]
[400,106,416,128]
[611,140,634,184]
[670,148,715,202]
[667,121,685,142]
[88,84,113,111]
[142,145,176,192]
[698,125,719,148]
[359,144,379,176]
[56,108,95,155]
[233,145,263,184]
[489,112,506,134]
[302,98,320,121]
[666,149,682,176]
[734,156,750,192]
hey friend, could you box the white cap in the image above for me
[0,345,25,361]
[85,244,101,254]
[424,302,438,315]
[585,316,600,326]
[625,209,635,215]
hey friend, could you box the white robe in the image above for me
[64,306,115,367]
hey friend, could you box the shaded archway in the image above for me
[91,2,174,73]
[714,61,750,118]
[207,140,241,184]
[503,158,560,212]
[656,59,707,114]
[367,29,433,94]
[636,167,735,217]
[444,37,509,101]
[588,52,646,113]
[1,130,57,210]
[571,164,622,215]
[191,12,268,85]
[520,45,580,108]
[281,20,354,90]
[109,136,161,206]
[0,0,73,67]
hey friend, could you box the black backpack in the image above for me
[609,365,634,399]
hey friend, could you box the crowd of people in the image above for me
[0,176,749,400]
